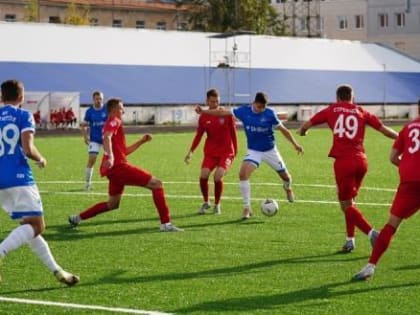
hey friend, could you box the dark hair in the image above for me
[336,85,353,101]
[106,98,122,113]
[92,90,103,98]
[1,79,24,103]
[254,92,268,105]
[206,88,219,99]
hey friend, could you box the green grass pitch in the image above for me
[0,126,419,314]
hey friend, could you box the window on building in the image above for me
[378,13,388,28]
[337,16,348,30]
[112,19,122,28]
[4,14,16,22]
[355,15,364,29]
[136,20,145,29]
[395,12,406,27]
[90,18,98,26]
[156,21,167,30]
[49,16,61,23]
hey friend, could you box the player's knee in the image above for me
[108,200,120,210]
[148,178,163,190]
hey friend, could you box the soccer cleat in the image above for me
[54,269,80,287]
[68,215,81,228]
[370,230,379,248]
[160,223,184,232]
[339,239,355,253]
[197,202,211,215]
[85,183,91,191]
[213,204,221,215]
[283,187,295,203]
[353,263,375,281]
[241,207,253,220]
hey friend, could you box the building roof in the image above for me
[0,22,419,104]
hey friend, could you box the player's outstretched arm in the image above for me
[195,105,231,116]
[21,131,47,168]
[278,125,304,154]
[126,134,152,155]
[298,120,313,136]
[379,125,398,140]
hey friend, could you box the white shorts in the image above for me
[88,141,102,155]
[243,147,287,172]
[0,185,43,220]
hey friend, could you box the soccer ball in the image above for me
[260,199,279,217]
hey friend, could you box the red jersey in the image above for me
[100,116,127,176]
[190,112,237,157]
[310,102,383,159]
[393,118,420,182]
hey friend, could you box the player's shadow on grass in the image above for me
[394,264,420,271]
[72,253,368,288]
[172,280,420,313]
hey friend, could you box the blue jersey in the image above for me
[232,105,283,152]
[0,105,35,189]
[83,106,108,144]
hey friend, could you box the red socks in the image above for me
[80,202,110,220]
[369,224,396,265]
[152,188,170,224]
[345,205,372,235]
[214,180,223,205]
[199,178,209,203]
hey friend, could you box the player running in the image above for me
[354,102,420,280]
[69,98,183,232]
[196,92,303,219]
[299,84,398,253]
[80,90,108,191]
[184,89,237,215]
[0,79,79,286]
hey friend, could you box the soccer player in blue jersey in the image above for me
[0,79,79,286]
[196,92,304,219]
[81,90,108,190]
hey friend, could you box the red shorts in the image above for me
[106,163,152,196]
[201,154,234,172]
[334,157,367,201]
[390,181,420,219]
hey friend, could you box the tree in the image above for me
[25,0,39,22]
[177,0,288,35]
[65,1,90,25]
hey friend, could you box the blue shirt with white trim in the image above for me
[83,106,108,144]
[0,105,35,189]
[232,105,283,152]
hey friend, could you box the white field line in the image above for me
[0,296,172,315]
[39,190,392,207]
[38,180,397,192]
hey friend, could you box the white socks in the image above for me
[85,167,93,184]
[27,235,60,273]
[0,224,34,258]
[239,180,251,208]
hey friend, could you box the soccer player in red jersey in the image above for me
[298,84,398,253]
[69,98,183,232]
[354,102,420,280]
[184,89,237,215]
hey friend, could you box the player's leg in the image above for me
[85,142,101,191]
[198,160,212,214]
[212,155,233,215]
[263,148,294,203]
[69,176,123,227]
[0,186,79,286]
[239,153,259,219]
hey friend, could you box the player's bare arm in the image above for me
[21,130,47,168]
[278,125,304,154]
[195,105,231,116]
[126,134,152,155]
[379,125,398,139]
[390,148,401,166]
[102,131,114,169]
[298,120,313,136]
[80,121,89,145]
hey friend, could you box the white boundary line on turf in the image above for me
[38,180,397,192]
[39,190,392,207]
[0,296,172,315]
